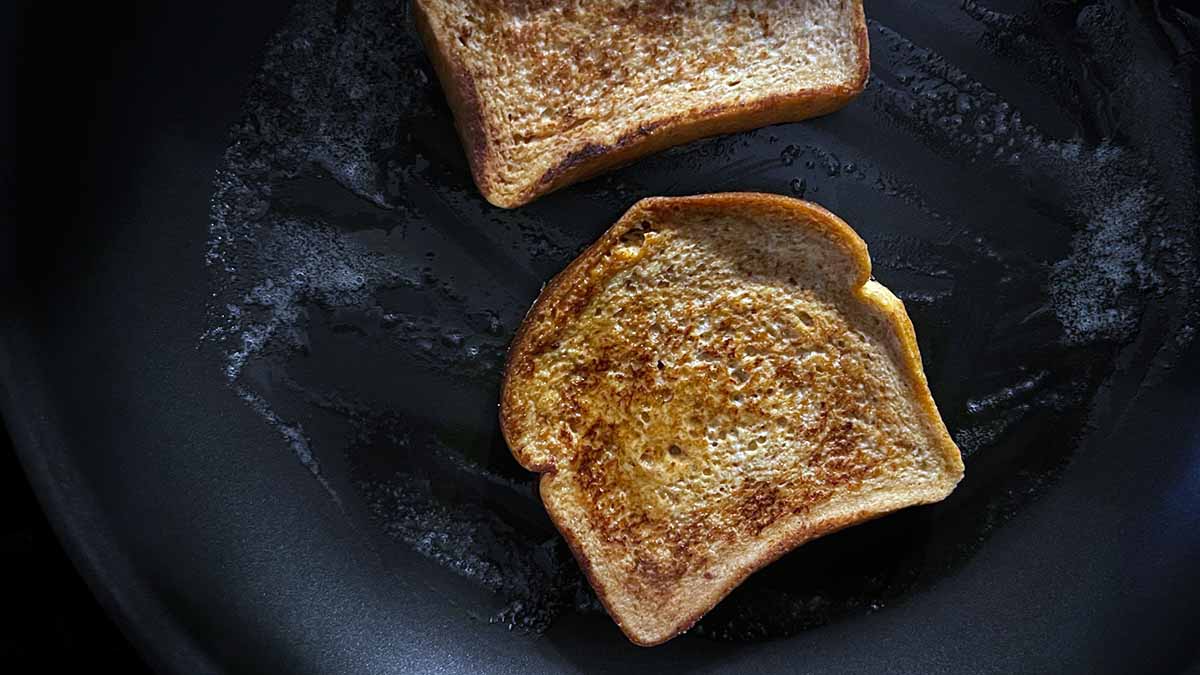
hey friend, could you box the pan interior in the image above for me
[204,0,1198,642]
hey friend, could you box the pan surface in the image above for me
[5,0,1200,672]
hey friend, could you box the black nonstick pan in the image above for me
[5,0,1199,672]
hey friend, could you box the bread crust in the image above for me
[500,193,963,645]
[414,2,871,208]
[413,1,498,199]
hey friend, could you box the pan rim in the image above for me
[0,320,218,674]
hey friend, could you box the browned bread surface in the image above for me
[500,193,964,645]
[414,1,870,207]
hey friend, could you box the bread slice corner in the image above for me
[414,2,870,208]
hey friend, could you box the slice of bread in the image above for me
[500,193,964,645]
[414,1,870,208]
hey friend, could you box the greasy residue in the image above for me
[205,0,1198,643]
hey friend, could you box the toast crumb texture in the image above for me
[500,194,964,645]
[414,1,870,207]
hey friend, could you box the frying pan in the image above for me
[5,0,1200,672]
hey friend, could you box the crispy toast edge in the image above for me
[499,192,963,645]
[414,2,871,208]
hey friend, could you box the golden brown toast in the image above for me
[500,193,964,645]
[414,1,870,208]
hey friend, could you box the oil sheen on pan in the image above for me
[203,0,1198,640]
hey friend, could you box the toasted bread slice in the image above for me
[500,193,964,645]
[414,1,870,208]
